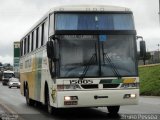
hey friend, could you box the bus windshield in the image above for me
[3,73,14,78]
[55,13,135,30]
[59,35,99,77]
[59,35,137,78]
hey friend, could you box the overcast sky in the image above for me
[0,0,160,64]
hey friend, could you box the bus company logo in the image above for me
[70,80,93,85]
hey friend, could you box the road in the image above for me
[0,82,160,120]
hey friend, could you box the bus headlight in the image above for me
[121,83,139,88]
[64,96,78,105]
[57,84,81,91]
[64,96,71,101]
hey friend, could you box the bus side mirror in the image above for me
[46,41,55,59]
[140,40,146,57]
[47,40,59,62]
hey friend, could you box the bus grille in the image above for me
[81,84,98,89]
[103,84,120,88]
[80,84,120,89]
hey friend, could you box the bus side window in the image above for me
[36,27,39,49]
[20,40,23,56]
[24,38,27,55]
[34,30,36,50]
[26,37,28,54]
[49,14,54,36]
[28,35,30,53]
[22,40,24,56]
[31,31,34,51]
[41,22,45,46]
[44,20,48,44]
[38,26,42,47]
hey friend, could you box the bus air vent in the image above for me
[103,84,120,88]
[81,84,98,89]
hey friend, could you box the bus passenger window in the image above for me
[41,23,45,46]
[44,21,48,45]
[36,27,39,48]
[31,31,34,51]
[21,40,23,56]
[28,35,30,53]
[26,37,28,54]
[34,30,36,50]
[24,38,27,55]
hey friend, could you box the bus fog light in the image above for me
[64,96,71,101]
[124,94,136,99]
[131,94,136,98]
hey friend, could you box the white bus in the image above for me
[20,5,139,114]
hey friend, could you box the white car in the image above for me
[8,78,21,88]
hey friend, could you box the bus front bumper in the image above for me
[55,89,139,108]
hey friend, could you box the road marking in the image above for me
[0,99,25,120]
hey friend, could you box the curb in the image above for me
[139,63,160,67]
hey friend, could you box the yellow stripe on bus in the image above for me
[123,78,136,83]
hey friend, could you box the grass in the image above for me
[139,65,160,96]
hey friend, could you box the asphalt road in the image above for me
[0,82,160,120]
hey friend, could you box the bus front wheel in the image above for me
[107,106,120,114]
[47,92,53,114]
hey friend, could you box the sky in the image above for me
[0,0,160,64]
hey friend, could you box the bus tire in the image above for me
[47,91,53,114]
[107,106,120,114]
[26,87,34,106]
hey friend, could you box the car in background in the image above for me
[2,70,15,85]
[8,77,20,88]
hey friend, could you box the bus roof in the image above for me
[20,5,131,41]
[51,5,131,12]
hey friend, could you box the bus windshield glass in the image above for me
[4,73,14,78]
[59,35,137,78]
[55,13,135,30]
[59,35,99,77]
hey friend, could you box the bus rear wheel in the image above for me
[26,88,35,106]
[107,106,120,114]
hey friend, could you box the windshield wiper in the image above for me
[79,53,96,80]
[79,43,98,80]
[101,42,121,79]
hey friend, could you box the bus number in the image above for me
[70,80,93,84]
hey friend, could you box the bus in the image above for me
[20,5,139,114]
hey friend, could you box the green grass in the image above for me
[139,65,160,96]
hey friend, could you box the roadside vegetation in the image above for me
[139,64,160,96]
